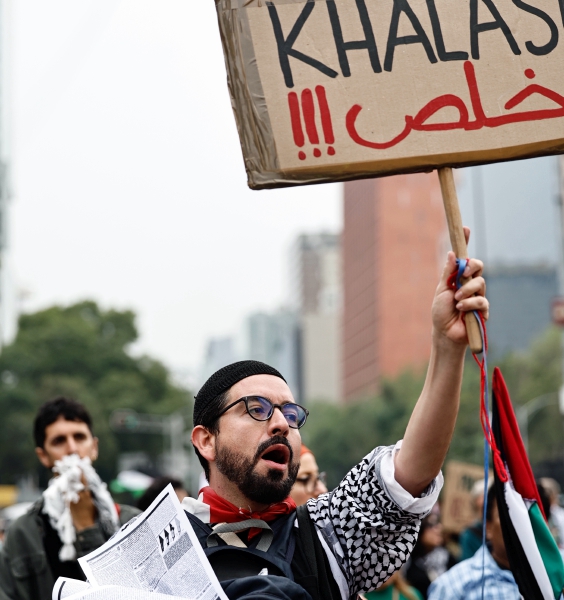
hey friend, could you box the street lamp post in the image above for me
[516,393,558,455]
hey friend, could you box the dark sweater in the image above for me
[0,499,139,600]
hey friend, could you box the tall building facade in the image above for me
[342,174,447,402]
[0,0,14,345]
[240,309,302,402]
[485,264,558,356]
[290,233,342,403]
[199,337,236,385]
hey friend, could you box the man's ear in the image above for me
[35,447,53,469]
[192,426,216,462]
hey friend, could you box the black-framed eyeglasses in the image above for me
[295,472,327,493]
[216,395,309,429]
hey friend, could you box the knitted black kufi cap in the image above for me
[193,360,286,426]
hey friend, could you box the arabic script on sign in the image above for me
[346,62,564,150]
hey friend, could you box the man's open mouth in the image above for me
[259,444,290,468]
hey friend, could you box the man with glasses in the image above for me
[188,249,488,600]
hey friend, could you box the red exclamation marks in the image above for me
[301,89,321,158]
[315,86,335,156]
[287,86,336,161]
[288,92,306,161]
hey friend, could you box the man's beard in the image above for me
[215,435,299,505]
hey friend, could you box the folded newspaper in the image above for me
[52,485,229,600]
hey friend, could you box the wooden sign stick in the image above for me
[438,167,483,354]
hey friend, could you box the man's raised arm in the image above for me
[394,233,488,498]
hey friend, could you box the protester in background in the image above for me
[535,479,552,521]
[405,508,457,598]
[427,486,520,600]
[459,479,489,560]
[362,572,423,600]
[539,477,564,550]
[289,444,328,506]
[137,476,189,512]
[0,397,139,600]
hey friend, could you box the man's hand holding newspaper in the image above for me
[52,485,229,600]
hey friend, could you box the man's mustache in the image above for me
[253,436,294,465]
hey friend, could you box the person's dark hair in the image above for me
[485,484,497,522]
[411,512,442,558]
[137,477,187,512]
[193,390,230,481]
[536,480,552,521]
[34,397,93,449]
[193,361,285,426]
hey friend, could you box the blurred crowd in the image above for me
[2,438,563,598]
[1,395,563,600]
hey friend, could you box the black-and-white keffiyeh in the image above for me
[42,454,119,561]
[306,442,442,599]
[181,441,442,600]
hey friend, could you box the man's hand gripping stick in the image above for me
[438,167,483,354]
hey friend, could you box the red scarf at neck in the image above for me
[200,487,296,539]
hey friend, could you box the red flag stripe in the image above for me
[492,367,546,519]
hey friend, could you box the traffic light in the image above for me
[110,409,140,432]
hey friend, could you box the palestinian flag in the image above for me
[491,367,564,600]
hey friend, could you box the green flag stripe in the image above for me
[529,502,564,599]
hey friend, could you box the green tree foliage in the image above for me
[302,370,427,489]
[0,301,190,485]
[303,327,564,489]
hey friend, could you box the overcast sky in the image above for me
[7,1,562,384]
[9,0,341,382]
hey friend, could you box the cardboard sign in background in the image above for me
[216,0,564,188]
[441,460,485,533]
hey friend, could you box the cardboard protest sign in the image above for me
[216,0,564,189]
[441,460,485,533]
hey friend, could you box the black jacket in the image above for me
[0,499,139,600]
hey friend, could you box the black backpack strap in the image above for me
[291,504,343,600]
